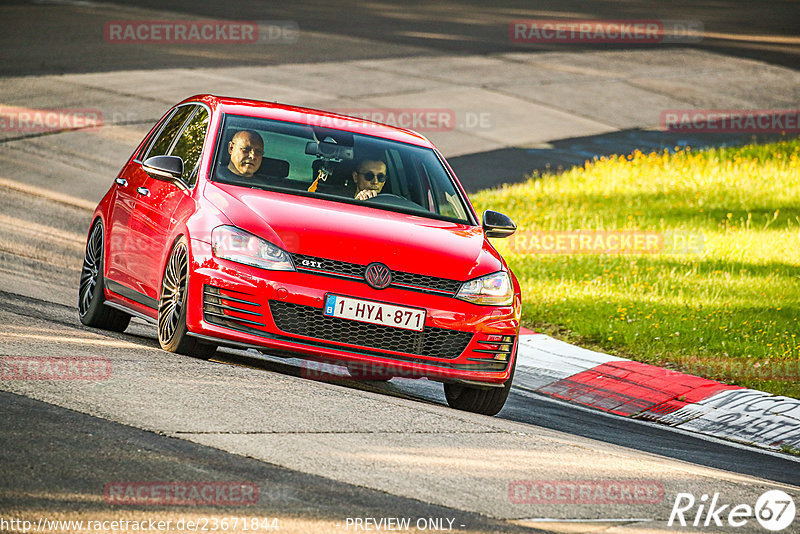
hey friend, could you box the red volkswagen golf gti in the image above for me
[79,94,521,415]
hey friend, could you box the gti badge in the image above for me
[364,262,392,289]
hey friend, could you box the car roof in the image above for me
[179,94,436,149]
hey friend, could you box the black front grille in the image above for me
[291,253,462,296]
[269,300,472,359]
[293,253,364,279]
[391,271,462,294]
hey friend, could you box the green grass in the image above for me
[472,139,800,398]
[780,444,800,456]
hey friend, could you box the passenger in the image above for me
[352,159,387,200]
[226,130,264,178]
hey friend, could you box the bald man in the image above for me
[227,130,264,177]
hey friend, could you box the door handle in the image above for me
[137,187,150,196]
[114,177,127,187]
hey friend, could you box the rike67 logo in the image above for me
[669,490,795,531]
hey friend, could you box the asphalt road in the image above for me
[2,1,799,531]
[211,349,800,487]
[2,0,799,75]
[0,179,797,533]
[0,390,539,534]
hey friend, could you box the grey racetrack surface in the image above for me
[1,1,799,532]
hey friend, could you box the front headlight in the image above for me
[211,225,295,271]
[456,271,513,306]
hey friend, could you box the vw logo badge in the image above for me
[365,262,392,289]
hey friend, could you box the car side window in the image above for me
[424,158,467,220]
[170,107,210,187]
[144,105,195,160]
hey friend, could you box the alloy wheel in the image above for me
[78,223,103,317]
[158,243,188,344]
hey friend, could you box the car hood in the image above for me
[203,183,504,281]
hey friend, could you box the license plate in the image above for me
[323,294,426,332]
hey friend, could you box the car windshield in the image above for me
[211,114,474,224]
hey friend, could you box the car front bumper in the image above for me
[186,242,520,385]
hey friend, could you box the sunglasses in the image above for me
[359,171,387,183]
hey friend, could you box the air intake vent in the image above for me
[203,285,265,332]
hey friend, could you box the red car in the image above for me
[78,94,521,415]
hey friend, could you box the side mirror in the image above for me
[483,210,516,238]
[142,155,184,182]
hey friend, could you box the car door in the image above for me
[127,105,210,303]
[105,153,150,290]
[105,106,184,295]
[106,104,196,307]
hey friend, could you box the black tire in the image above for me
[78,220,131,332]
[157,238,217,360]
[444,351,516,416]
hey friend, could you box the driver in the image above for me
[353,159,387,200]
[227,130,264,177]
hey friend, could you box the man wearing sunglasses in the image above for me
[353,159,387,200]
